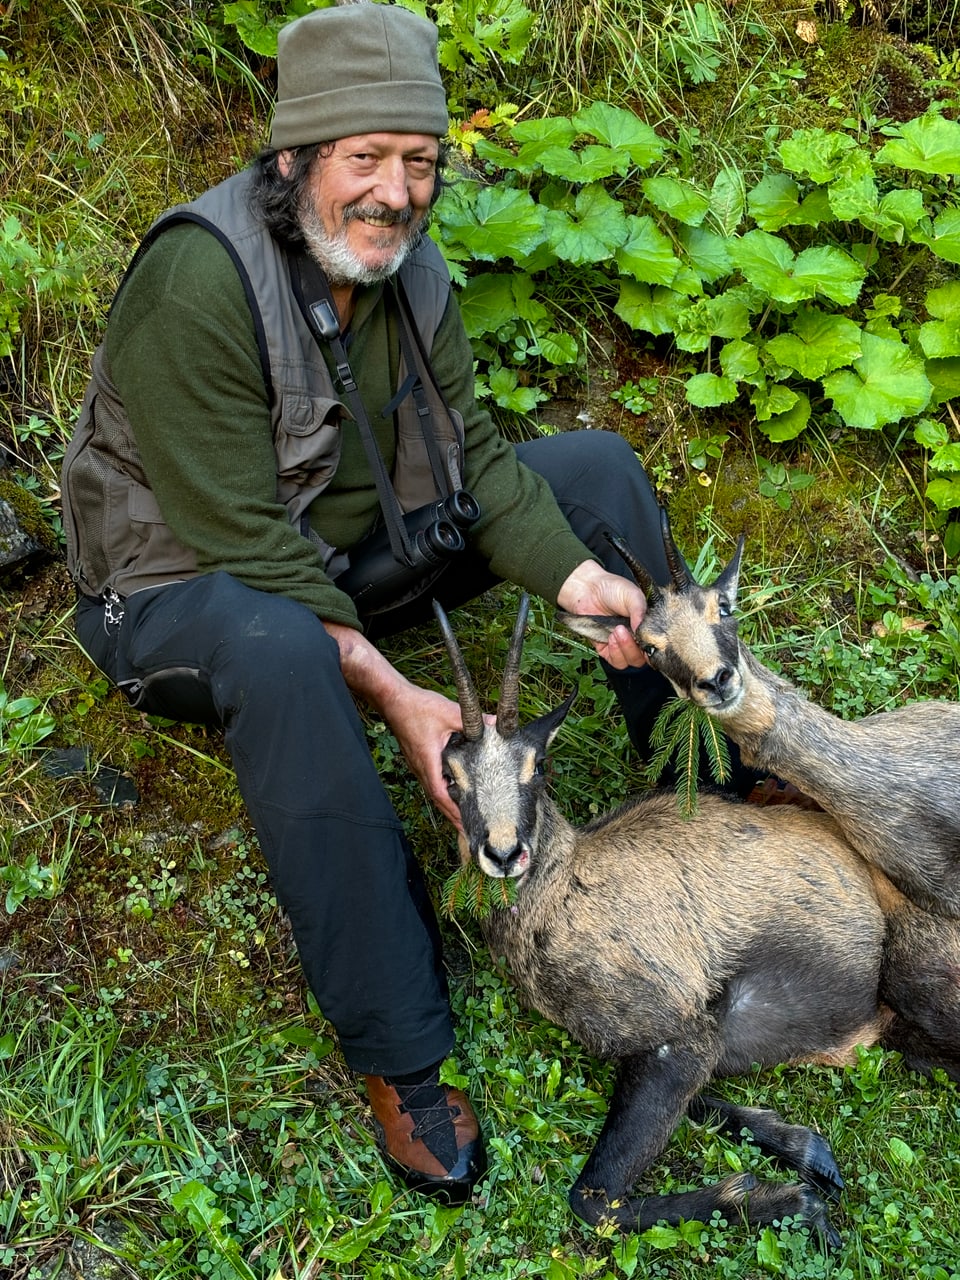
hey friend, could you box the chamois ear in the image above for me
[711,535,746,611]
[526,690,577,751]
[556,611,629,645]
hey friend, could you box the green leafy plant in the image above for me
[426,0,538,77]
[436,105,960,555]
[757,457,817,510]
[0,212,94,360]
[0,808,85,914]
[687,430,728,476]
[914,409,960,557]
[0,678,56,753]
[611,376,659,416]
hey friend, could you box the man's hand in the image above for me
[557,559,648,669]
[383,682,473,827]
[324,621,467,826]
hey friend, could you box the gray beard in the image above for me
[299,202,423,286]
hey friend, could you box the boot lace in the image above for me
[390,1078,461,1167]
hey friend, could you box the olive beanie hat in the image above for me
[270,2,449,148]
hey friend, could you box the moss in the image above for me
[0,476,58,553]
[663,430,927,633]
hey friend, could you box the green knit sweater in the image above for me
[106,222,593,629]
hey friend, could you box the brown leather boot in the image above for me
[364,1068,486,1204]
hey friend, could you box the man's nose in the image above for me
[374,158,411,209]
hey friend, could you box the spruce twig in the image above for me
[645,698,730,817]
[441,860,518,920]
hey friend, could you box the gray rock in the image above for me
[0,494,45,569]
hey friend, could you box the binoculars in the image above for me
[334,489,481,615]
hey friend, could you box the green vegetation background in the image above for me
[2,1,960,1277]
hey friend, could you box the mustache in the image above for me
[344,203,415,226]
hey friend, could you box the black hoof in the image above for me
[798,1187,842,1251]
[799,1132,844,1201]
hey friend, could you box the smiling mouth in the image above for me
[348,204,413,230]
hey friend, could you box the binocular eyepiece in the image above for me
[412,490,482,562]
[334,489,481,615]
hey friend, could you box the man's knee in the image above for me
[580,431,657,505]
[123,572,344,720]
[517,429,653,505]
[204,580,342,700]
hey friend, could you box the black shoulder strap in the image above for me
[389,279,455,496]
[111,212,273,404]
[289,248,416,567]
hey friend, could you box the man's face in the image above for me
[296,132,439,286]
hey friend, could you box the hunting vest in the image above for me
[62,167,464,599]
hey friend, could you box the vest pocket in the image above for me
[275,394,343,489]
[128,483,165,524]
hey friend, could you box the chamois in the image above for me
[435,596,960,1242]
[563,508,960,918]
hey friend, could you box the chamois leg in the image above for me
[690,1095,843,1199]
[570,1044,725,1230]
[879,905,960,1082]
[569,1045,840,1245]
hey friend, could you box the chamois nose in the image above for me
[484,843,519,872]
[696,665,736,697]
[482,841,530,879]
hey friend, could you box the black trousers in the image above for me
[76,431,754,1074]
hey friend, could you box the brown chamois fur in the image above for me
[436,596,960,1244]
[561,509,960,918]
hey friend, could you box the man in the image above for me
[61,0,708,1204]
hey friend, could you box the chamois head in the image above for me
[563,508,748,713]
[434,596,573,879]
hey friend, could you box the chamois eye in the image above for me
[534,758,546,777]
[442,772,461,800]
[718,599,732,618]
[643,643,658,657]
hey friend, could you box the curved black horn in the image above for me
[433,599,484,741]
[659,507,694,591]
[604,531,661,608]
[496,594,530,738]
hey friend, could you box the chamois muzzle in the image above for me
[480,839,531,879]
[697,665,739,702]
